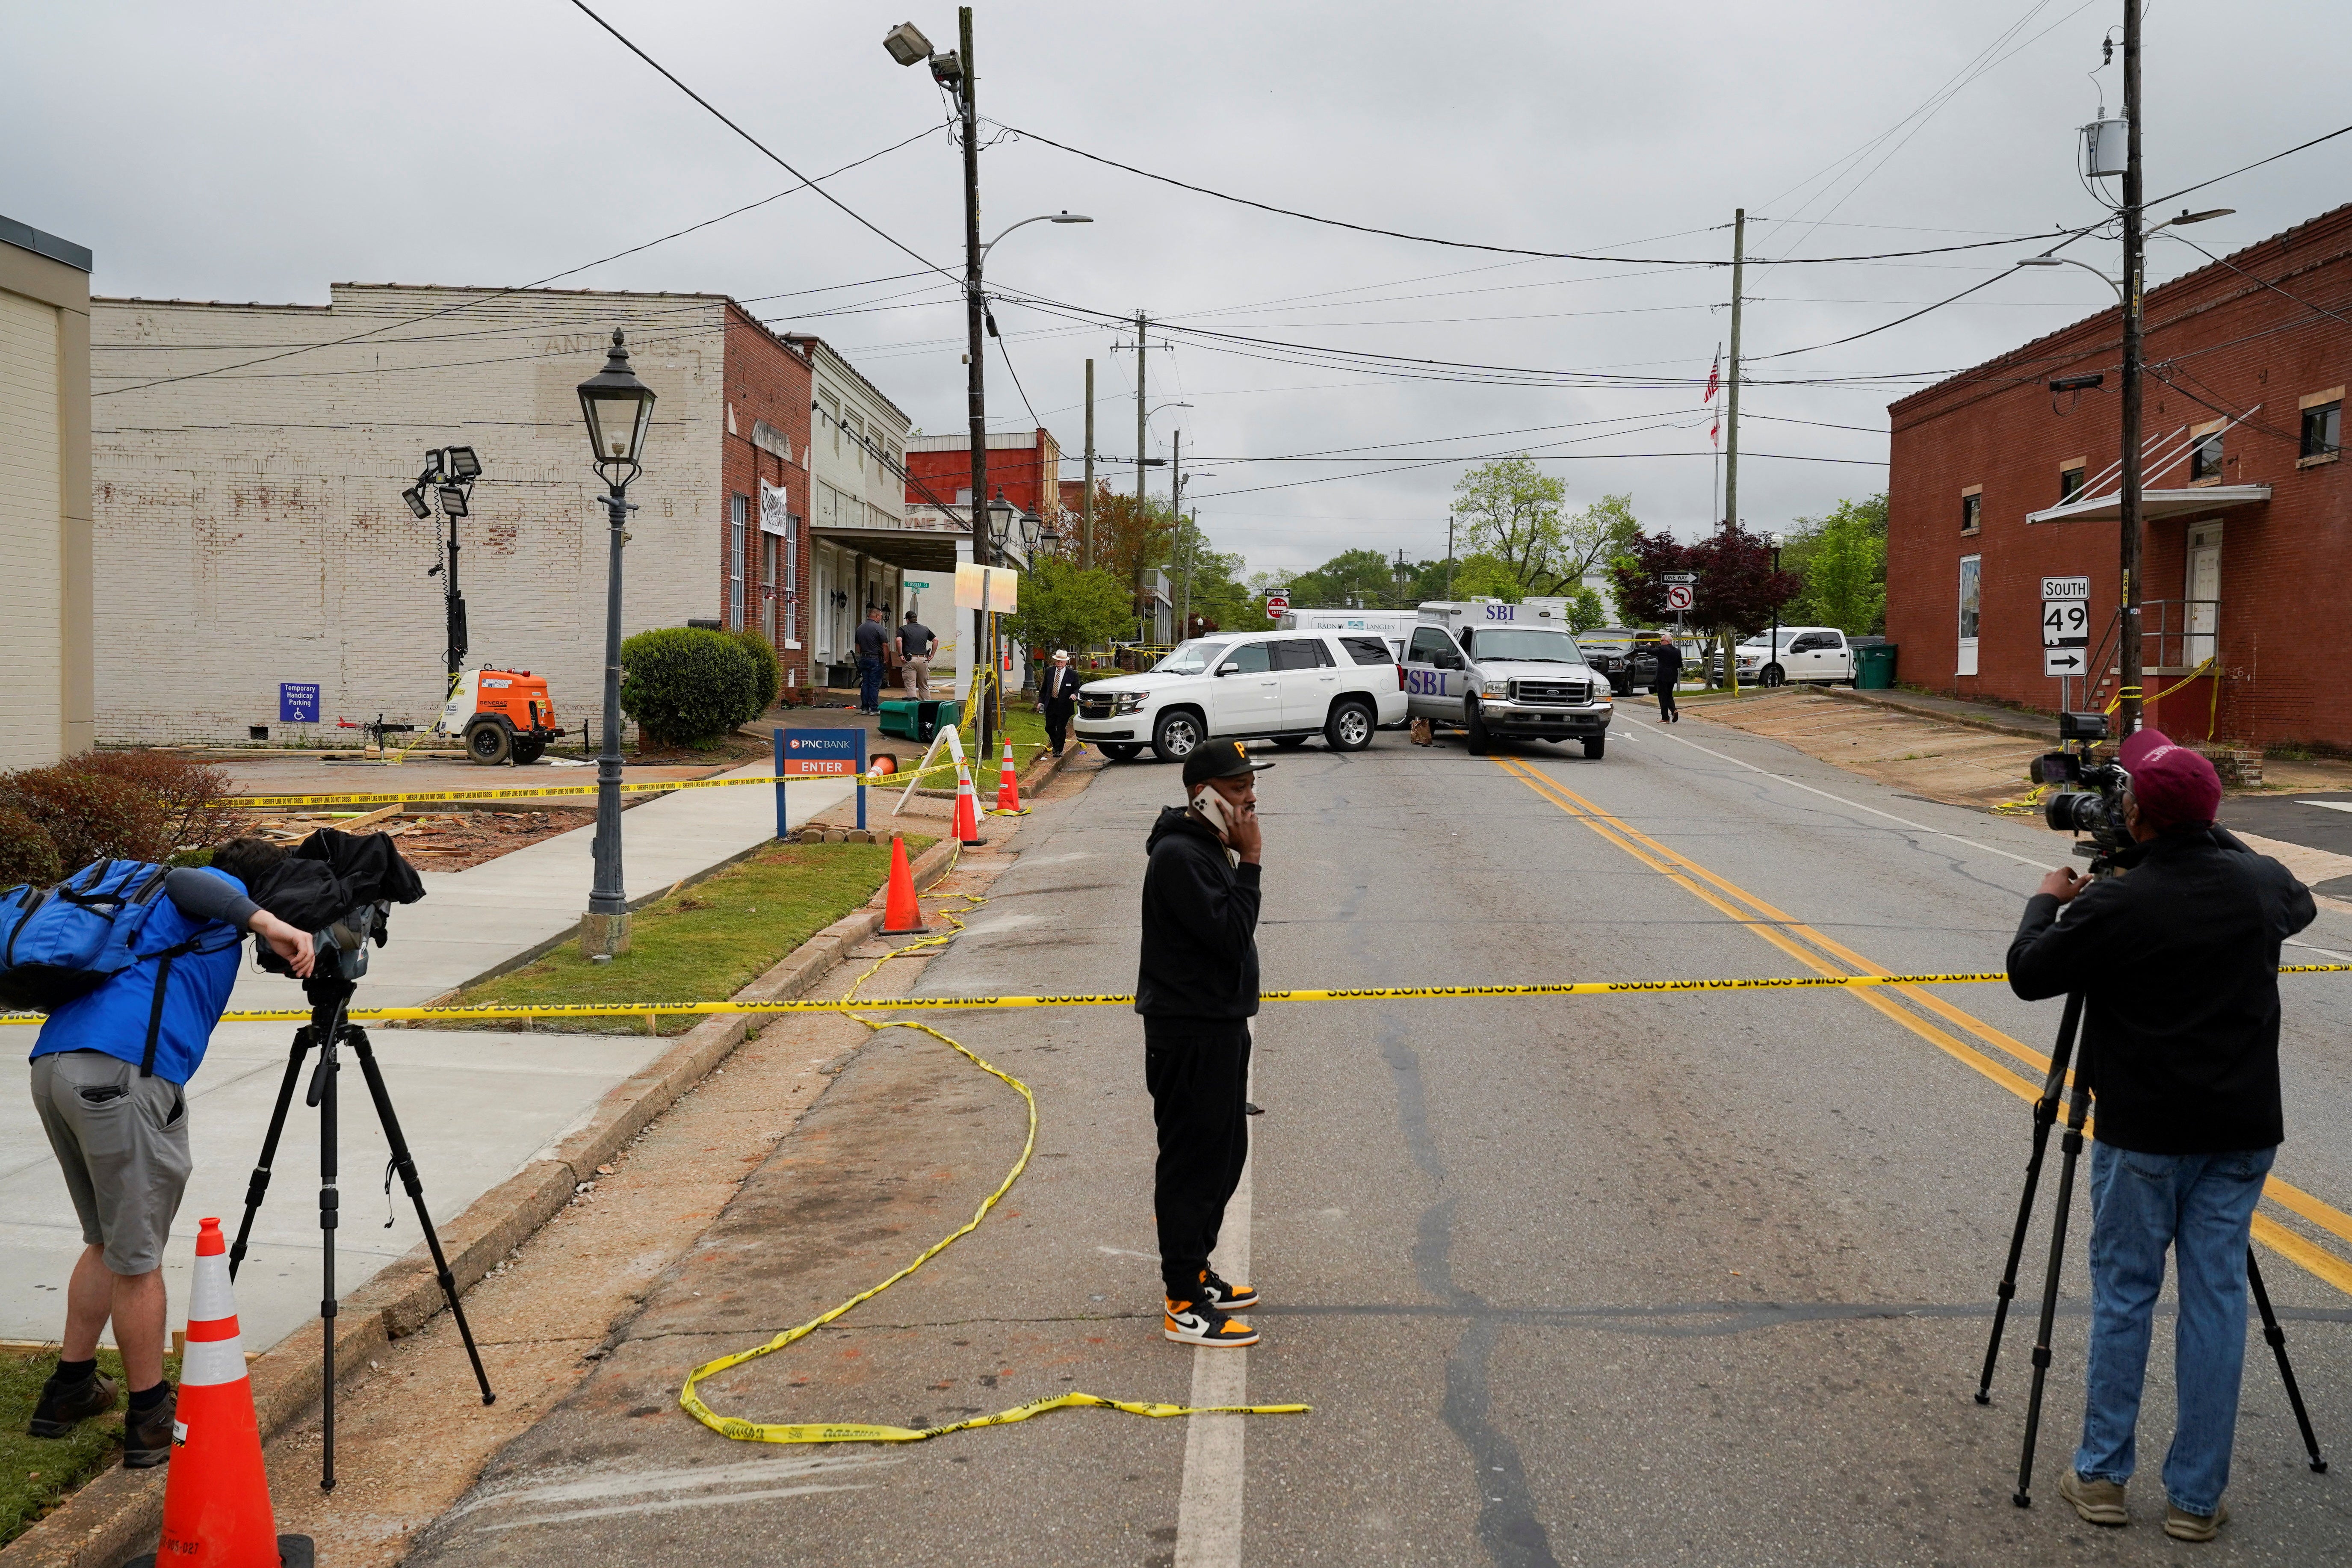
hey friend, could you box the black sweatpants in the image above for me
[1143,1016,1252,1299]
[1657,681,1678,721]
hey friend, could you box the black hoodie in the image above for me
[1136,803,1262,1020]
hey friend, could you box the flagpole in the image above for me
[1708,340,1723,534]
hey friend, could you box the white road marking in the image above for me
[2296,800,2352,813]
[1097,1245,1156,1260]
[1621,714,2058,871]
[478,1482,876,1529]
[1175,1054,1253,1568]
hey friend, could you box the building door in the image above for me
[2186,523,2221,667]
[1956,555,1981,677]
[761,534,777,643]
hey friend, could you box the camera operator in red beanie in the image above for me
[2008,729,2314,1541]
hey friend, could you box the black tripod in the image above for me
[1975,991,2325,1508]
[226,975,494,1490]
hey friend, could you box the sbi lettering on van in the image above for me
[1405,670,1449,696]
[1483,604,1517,620]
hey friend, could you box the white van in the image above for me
[1277,608,1419,658]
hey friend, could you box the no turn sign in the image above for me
[1265,592,1289,620]
[1665,585,1694,611]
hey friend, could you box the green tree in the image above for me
[1004,558,1137,659]
[1446,553,1525,601]
[1564,585,1608,632]
[1782,493,1888,635]
[1452,457,1568,594]
[1286,548,1406,609]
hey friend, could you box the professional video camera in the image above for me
[2030,712,2133,868]
[255,901,388,990]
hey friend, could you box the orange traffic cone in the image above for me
[993,739,1026,814]
[136,1217,313,1568]
[881,835,928,934]
[951,764,987,847]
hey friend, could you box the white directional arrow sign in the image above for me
[2044,648,2087,676]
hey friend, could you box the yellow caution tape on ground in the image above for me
[677,849,1309,1445]
[5,966,2348,1029]
[207,774,795,809]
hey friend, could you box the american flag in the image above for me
[1705,348,1722,448]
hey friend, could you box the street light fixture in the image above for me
[574,329,658,957]
[980,211,1093,263]
[434,484,470,519]
[400,484,431,520]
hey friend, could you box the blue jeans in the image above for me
[2074,1140,2276,1515]
[857,656,883,712]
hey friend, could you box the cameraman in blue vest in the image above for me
[24,838,315,1467]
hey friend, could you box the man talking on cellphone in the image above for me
[1136,739,1272,1348]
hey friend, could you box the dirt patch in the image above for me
[229,808,591,871]
[1695,688,2048,812]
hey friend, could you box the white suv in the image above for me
[1074,630,1409,763]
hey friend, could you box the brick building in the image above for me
[904,428,1063,526]
[88,283,918,745]
[0,216,94,766]
[1887,204,2350,745]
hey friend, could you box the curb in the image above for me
[2,836,960,1568]
[1814,684,2060,743]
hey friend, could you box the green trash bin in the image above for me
[1856,643,1899,690]
[878,699,963,741]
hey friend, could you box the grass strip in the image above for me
[895,703,1051,793]
[447,836,932,1036]
[2,1347,182,1545]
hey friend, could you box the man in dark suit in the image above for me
[1652,637,1683,722]
[1040,648,1082,756]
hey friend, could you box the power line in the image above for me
[2149,121,2352,208]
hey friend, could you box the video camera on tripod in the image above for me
[2030,711,2133,869]
[254,900,387,988]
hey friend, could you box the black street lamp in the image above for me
[576,329,658,957]
[1767,530,1786,688]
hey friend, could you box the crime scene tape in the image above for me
[677,848,1309,1444]
[6,966,2351,1029]
[206,773,796,810]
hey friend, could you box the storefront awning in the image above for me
[813,523,966,573]
[2025,484,2271,526]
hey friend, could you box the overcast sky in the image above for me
[10,0,2350,581]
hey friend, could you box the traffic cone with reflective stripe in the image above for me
[134,1217,313,1568]
[881,835,928,934]
[992,739,1026,814]
[951,765,987,847]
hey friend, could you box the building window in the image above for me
[2059,464,2086,502]
[821,390,840,454]
[2189,427,2225,482]
[728,493,747,630]
[2302,399,2342,464]
[849,413,866,474]
[1960,491,1982,534]
[1957,554,1981,677]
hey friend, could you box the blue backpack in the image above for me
[0,859,231,1016]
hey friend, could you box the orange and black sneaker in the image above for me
[1164,1297,1259,1347]
[1198,1269,1259,1311]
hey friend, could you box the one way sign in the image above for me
[2044,648,2087,676]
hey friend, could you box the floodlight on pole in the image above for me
[401,485,431,520]
[435,485,470,519]
[443,446,482,481]
[881,21,932,65]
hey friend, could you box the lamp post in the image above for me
[979,490,1017,765]
[575,329,658,957]
[1766,531,1786,688]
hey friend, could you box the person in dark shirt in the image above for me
[1138,739,1271,1348]
[26,839,315,1468]
[896,612,936,700]
[852,608,891,713]
[1651,638,1683,722]
[2008,730,2314,1542]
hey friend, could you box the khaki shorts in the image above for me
[30,1050,191,1276]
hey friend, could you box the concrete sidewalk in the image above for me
[3,756,854,1352]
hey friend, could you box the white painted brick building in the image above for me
[89,284,742,746]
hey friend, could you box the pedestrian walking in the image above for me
[1137,739,1274,1347]
[2007,730,2315,1542]
[24,840,316,1468]
[1652,637,1682,722]
[852,607,890,714]
[1039,649,1081,756]
[897,611,936,700]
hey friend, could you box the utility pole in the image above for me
[2118,3,2146,735]
[1133,311,1149,500]
[1169,429,1182,637]
[956,4,994,767]
[1724,209,1745,532]
[1445,511,1456,598]
[1081,357,1096,569]
[1181,508,1196,637]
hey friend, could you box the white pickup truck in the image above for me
[1404,599,1614,757]
[1711,626,1859,687]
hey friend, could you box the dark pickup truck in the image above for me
[1576,628,1662,695]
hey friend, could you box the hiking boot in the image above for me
[2057,1470,2127,1526]
[2165,1499,2228,1543]
[27,1368,119,1438]
[1164,1299,1259,1348]
[1198,1269,1259,1311]
[122,1384,176,1469]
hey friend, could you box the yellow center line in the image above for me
[1492,755,2352,1298]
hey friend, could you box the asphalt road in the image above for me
[408,708,2352,1567]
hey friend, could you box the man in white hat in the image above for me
[1039,648,1081,757]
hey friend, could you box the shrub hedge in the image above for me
[0,752,235,888]
[732,629,781,715]
[619,627,762,747]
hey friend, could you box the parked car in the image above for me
[1073,629,1409,762]
[1576,627,1667,694]
[1703,626,1860,687]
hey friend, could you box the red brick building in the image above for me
[719,305,816,692]
[1887,204,2350,745]
[904,428,1063,523]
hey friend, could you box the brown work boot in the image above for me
[122,1384,177,1469]
[26,1367,119,1438]
[2164,1499,2229,1543]
[2057,1469,2128,1526]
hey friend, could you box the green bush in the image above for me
[3,767,168,872]
[0,802,60,888]
[731,629,781,715]
[66,752,234,852]
[620,627,761,746]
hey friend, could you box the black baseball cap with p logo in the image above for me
[1183,738,1275,789]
